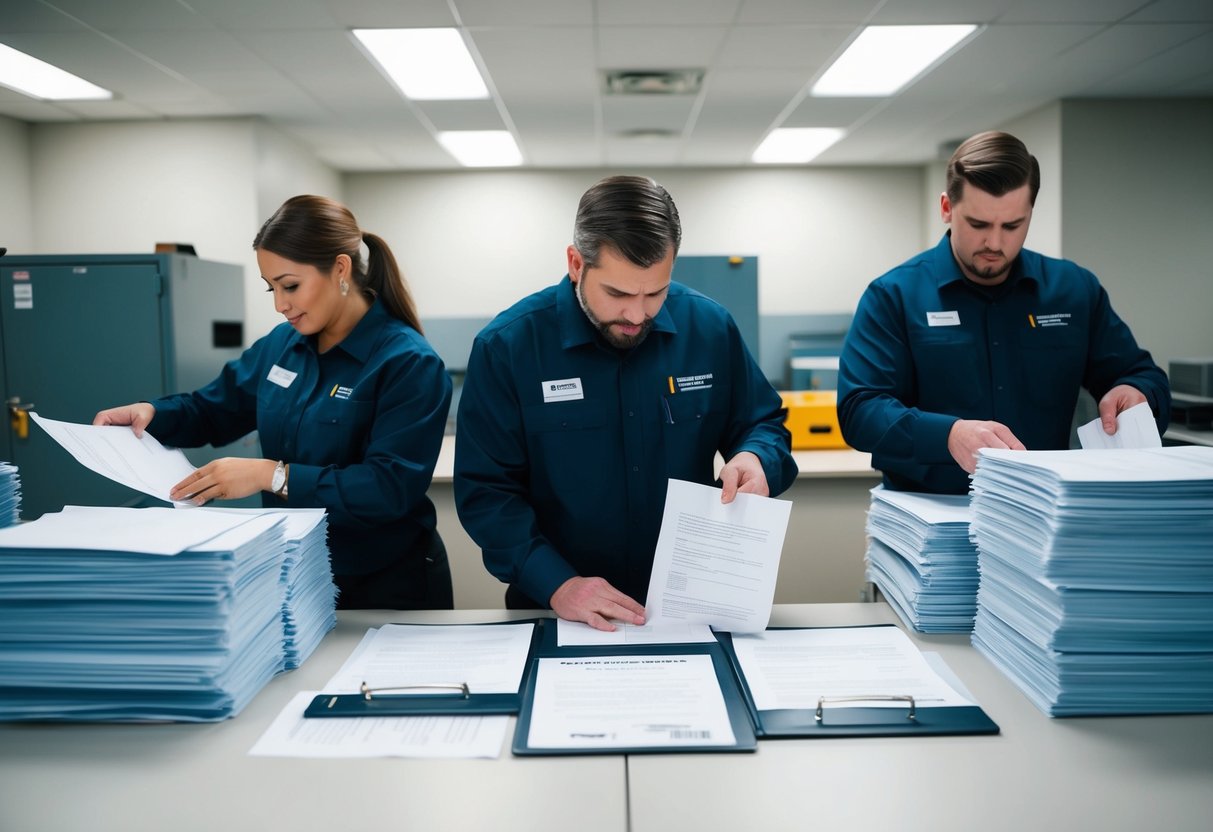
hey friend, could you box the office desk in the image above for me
[9,606,1206,832]
[0,609,625,832]
[629,603,1213,832]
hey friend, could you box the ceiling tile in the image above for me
[597,26,728,69]
[597,0,742,26]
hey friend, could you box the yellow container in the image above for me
[780,390,848,449]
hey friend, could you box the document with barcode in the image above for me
[525,654,735,750]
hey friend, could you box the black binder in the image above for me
[511,622,758,755]
[718,625,1000,738]
[303,619,545,719]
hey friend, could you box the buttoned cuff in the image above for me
[280,462,323,506]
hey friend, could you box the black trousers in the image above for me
[334,528,454,610]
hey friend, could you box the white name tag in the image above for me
[542,377,584,403]
[267,364,298,388]
[927,311,961,327]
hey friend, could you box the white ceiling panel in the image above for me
[596,26,729,69]
[453,0,594,26]
[716,25,853,70]
[736,0,882,26]
[0,0,1208,171]
[996,0,1150,24]
[597,0,743,27]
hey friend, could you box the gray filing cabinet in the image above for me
[0,253,257,519]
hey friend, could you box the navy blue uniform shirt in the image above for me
[838,233,1170,494]
[149,300,452,577]
[454,276,796,607]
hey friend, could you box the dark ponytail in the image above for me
[362,231,423,333]
[254,195,424,333]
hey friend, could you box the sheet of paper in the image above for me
[0,504,263,555]
[557,617,716,647]
[30,412,195,505]
[525,654,735,750]
[730,627,974,710]
[645,479,791,633]
[1076,401,1161,449]
[248,691,507,758]
[322,623,534,695]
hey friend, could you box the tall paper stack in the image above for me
[970,446,1213,716]
[865,487,978,633]
[0,507,288,721]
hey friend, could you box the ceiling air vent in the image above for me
[603,69,704,95]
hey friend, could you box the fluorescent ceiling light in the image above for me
[438,131,522,167]
[0,43,111,100]
[752,128,845,164]
[352,28,488,100]
[812,24,977,97]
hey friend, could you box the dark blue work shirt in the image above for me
[454,277,796,607]
[838,234,1170,495]
[149,300,452,577]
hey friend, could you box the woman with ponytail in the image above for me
[95,195,454,609]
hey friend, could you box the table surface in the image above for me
[2,604,1210,832]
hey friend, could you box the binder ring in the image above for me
[360,681,471,700]
[815,694,916,722]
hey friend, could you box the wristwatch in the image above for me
[271,460,288,498]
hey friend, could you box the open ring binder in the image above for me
[360,681,470,700]
[816,694,916,722]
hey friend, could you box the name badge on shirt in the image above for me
[267,364,298,388]
[542,377,584,403]
[927,311,961,327]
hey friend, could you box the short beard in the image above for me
[575,275,654,349]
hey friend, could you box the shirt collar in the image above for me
[555,274,678,351]
[321,297,393,361]
[932,231,1038,293]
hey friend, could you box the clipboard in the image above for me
[717,625,1000,738]
[303,619,546,719]
[511,621,758,756]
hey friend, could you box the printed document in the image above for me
[526,654,735,749]
[645,479,791,633]
[730,627,974,710]
[249,691,507,758]
[1076,401,1161,449]
[323,623,534,695]
[29,412,195,505]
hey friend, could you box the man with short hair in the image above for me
[838,130,1170,494]
[455,175,796,630]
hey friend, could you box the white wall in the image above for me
[345,166,925,319]
[0,115,32,253]
[1060,98,1213,370]
[26,118,343,343]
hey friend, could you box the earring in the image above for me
[340,279,349,296]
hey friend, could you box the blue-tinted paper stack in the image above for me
[199,508,337,669]
[865,487,978,633]
[274,509,336,669]
[0,506,288,722]
[970,446,1213,716]
[0,462,20,527]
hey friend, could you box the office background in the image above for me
[1,2,1211,608]
[3,98,1210,373]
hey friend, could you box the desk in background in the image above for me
[2,605,1210,832]
[430,435,881,609]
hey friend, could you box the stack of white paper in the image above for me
[0,462,19,527]
[0,506,288,721]
[278,511,336,669]
[864,487,978,633]
[198,508,337,669]
[970,446,1213,716]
